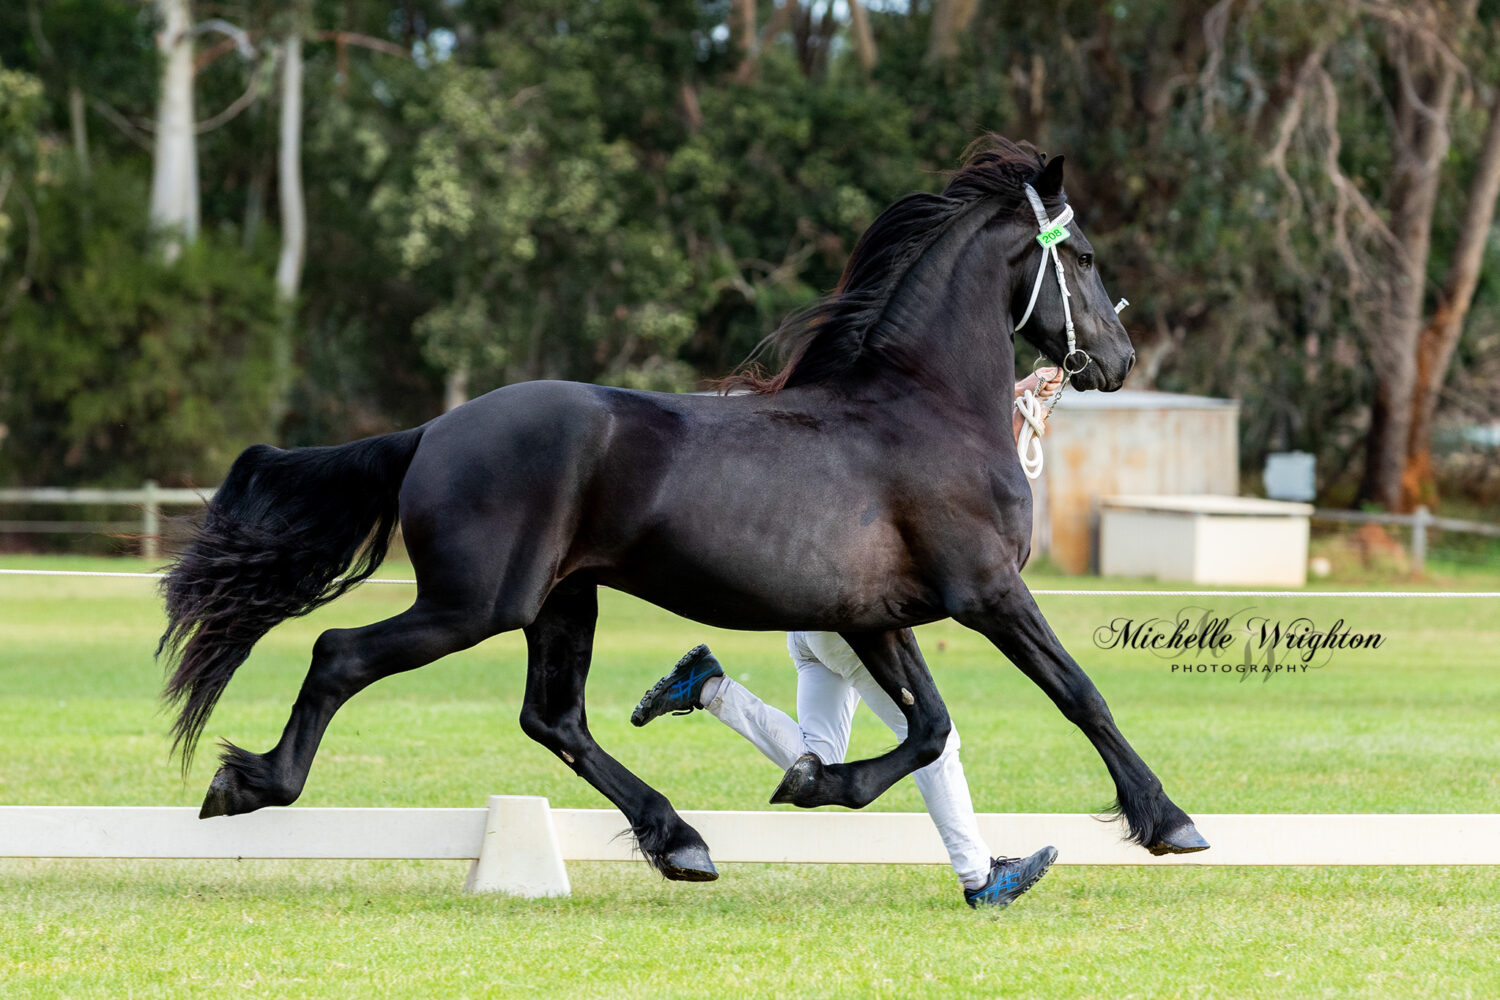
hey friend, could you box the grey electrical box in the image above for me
[1264,451,1316,502]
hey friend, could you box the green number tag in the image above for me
[1037,224,1071,248]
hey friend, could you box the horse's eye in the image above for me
[1078,253,1093,269]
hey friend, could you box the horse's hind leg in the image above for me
[956,579,1208,855]
[771,628,953,810]
[199,599,492,818]
[519,579,717,881]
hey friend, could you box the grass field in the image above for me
[2,555,1498,999]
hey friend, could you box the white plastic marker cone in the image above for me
[464,795,571,897]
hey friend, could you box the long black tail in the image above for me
[157,426,426,768]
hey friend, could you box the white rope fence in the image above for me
[3,567,1498,597]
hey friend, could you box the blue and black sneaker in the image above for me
[964,846,1058,909]
[631,644,725,727]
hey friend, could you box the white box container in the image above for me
[1099,495,1313,586]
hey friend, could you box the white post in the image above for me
[141,480,161,560]
[464,795,571,897]
[1412,504,1429,575]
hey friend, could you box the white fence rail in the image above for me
[0,482,213,558]
[1312,505,1500,574]
[3,798,1497,898]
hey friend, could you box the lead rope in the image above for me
[1015,366,1064,479]
[1011,182,1129,480]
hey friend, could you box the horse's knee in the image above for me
[1061,684,1112,729]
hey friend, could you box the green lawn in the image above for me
[2,556,1497,999]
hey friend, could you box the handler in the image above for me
[632,370,1065,909]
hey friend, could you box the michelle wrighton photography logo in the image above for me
[1090,606,1386,678]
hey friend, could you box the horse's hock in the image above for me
[1031,389,1241,574]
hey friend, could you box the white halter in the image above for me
[1011,183,1130,480]
[1013,184,1089,377]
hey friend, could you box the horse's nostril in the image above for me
[1126,351,1137,372]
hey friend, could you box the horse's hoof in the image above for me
[659,844,719,882]
[1148,821,1210,855]
[198,766,260,819]
[769,753,824,807]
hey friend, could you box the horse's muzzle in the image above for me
[1071,361,1126,392]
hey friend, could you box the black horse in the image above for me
[159,137,1208,882]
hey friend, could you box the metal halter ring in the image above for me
[1062,349,1092,375]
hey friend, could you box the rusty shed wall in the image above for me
[1034,398,1239,573]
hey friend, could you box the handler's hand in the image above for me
[1011,367,1064,442]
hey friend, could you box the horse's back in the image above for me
[396,381,689,583]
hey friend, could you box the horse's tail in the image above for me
[157,426,426,768]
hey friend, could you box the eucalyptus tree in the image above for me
[149,0,199,259]
[1199,0,1500,509]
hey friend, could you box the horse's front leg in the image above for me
[955,575,1209,855]
[770,628,951,809]
[518,579,717,881]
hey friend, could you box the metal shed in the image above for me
[1028,389,1240,573]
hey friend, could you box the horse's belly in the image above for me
[596,525,942,632]
[602,576,936,632]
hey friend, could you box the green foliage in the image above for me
[2,1,1499,500]
[379,13,703,390]
[370,1,1010,388]
[0,62,46,280]
[281,46,450,442]
[0,0,154,168]
[0,166,281,487]
[0,62,45,165]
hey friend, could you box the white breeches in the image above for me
[704,631,992,888]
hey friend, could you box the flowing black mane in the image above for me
[726,135,1049,394]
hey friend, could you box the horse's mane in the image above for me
[721,135,1048,395]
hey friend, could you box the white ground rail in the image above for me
[3,798,1497,898]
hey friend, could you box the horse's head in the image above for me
[1006,155,1134,392]
[729,137,1134,399]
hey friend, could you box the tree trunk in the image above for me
[737,1,795,83]
[270,32,306,432]
[1356,31,1456,510]
[791,2,837,77]
[67,84,89,179]
[730,0,756,66]
[149,0,199,261]
[1362,372,1416,510]
[243,154,268,251]
[848,0,877,76]
[926,0,979,66]
[275,34,305,303]
[1401,91,1500,508]
[443,368,470,412]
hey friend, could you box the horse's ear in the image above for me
[1035,154,1065,197]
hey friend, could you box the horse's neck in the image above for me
[857,234,1020,422]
